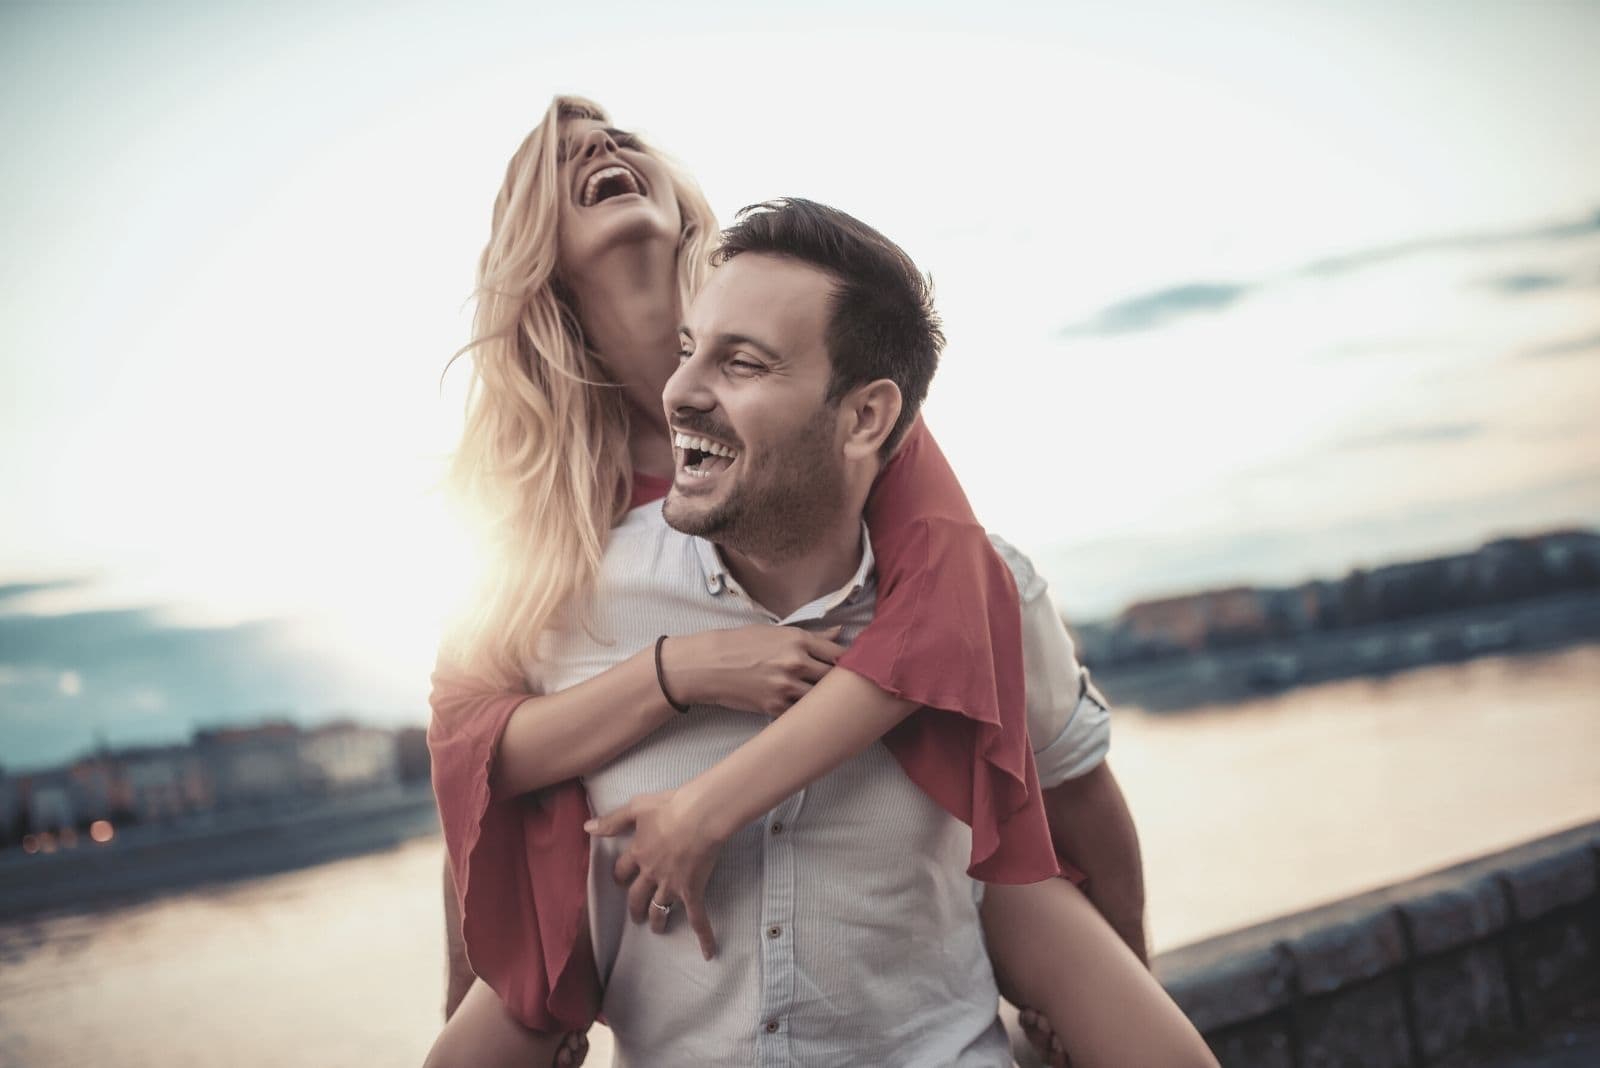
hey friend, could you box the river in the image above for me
[2,645,1596,1067]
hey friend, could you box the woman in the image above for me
[426,95,1216,1068]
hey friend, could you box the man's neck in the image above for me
[719,510,866,621]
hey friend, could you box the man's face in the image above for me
[661,253,846,559]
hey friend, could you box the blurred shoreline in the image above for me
[1093,590,1600,712]
[0,782,440,921]
[5,629,1598,924]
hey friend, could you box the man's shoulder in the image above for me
[985,530,1047,603]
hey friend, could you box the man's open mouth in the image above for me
[674,431,740,480]
[581,165,642,207]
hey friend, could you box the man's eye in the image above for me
[728,358,764,374]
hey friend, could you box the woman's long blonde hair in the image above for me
[446,96,719,685]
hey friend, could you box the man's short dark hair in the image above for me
[714,198,944,455]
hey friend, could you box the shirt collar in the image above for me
[693,522,875,624]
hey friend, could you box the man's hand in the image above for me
[585,788,723,961]
[555,1031,589,1066]
[1018,1006,1072,1067]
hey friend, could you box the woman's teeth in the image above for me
[581,165,641,206]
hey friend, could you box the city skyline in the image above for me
[3,1,1598,766]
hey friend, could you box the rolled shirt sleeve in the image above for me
[988,534,1112,788]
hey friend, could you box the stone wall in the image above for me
[1144,820,1600,1067]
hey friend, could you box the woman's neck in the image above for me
[568,246,682,477]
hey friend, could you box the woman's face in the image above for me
[555,118,682,278]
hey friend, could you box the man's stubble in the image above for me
[664,404,845,564]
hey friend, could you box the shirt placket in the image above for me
[754,789,804,1066]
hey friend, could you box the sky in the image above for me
[2,0,1597,768]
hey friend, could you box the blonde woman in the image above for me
[427,97,1215,1068]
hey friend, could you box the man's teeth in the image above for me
[673,432,738,460]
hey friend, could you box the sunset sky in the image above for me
[3,1,1597,767]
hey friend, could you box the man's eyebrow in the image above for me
[714,332,784,362]
[678,327,784,362]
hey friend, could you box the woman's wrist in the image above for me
[674,773,742,845]
[657,633,711,708]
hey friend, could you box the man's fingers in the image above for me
[626,876,657,924]
[583,803,634,838]
[804,634,846,663]
[798,656,832,683]
[612,850,641,887]
[683,896,719,961]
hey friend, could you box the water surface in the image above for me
[2,647,1596,1067]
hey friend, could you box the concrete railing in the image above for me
[1144,820,1600,1067]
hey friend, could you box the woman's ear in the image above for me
[840,379,903,461]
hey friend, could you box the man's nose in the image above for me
[663,354,716,423]
[577,127,618,162]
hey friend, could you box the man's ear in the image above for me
[840,379,903,461]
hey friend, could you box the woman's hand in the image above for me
[1018,1007,1073,1067]
[586,788,724,961]
[659,625,845,717]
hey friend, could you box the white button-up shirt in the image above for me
[531,506,1110,1067]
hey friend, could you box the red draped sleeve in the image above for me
[427,660,600,1032]
[840,418,1063,885]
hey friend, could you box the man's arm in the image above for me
[442,855,476,1020]
[996,534,1149,964]
[1041,760,1148,964]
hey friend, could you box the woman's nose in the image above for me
[578,128,618,162]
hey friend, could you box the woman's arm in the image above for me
[464,625,844,799]
[587,668,914,957]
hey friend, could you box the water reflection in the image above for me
[1,646,1596,1067]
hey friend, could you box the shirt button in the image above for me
[767,925,782,939]
[770,821,783,835]
[764,1019,780,1034]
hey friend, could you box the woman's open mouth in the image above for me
[581,165,643,207]
[673,431,740,480]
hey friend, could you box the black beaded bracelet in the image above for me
[654,634,690,714]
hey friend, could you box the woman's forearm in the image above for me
[678,668,915,841]
[491,646,679,799]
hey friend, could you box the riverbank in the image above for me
[1091,591,1600,712]
[0,783,440,920]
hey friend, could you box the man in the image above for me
[442,199,1154,1066]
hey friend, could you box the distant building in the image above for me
[86,746,210,823]
[298,721,400,795]
[195,721,306,808]
[395,726,432,785]
[0,769,17,844]
[1117,587,1268,657]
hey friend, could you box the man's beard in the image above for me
[664,405,844,561]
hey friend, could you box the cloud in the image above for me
[0,605,414,771]
[1060,207,1600,338]
[1482,271,1574,295]
[1518,330,1600,359]
[0,578,87,608]
[1059,282,1253,336]
[1335,422,1488,452]
[1297,209,1600,279]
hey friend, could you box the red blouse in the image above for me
[427,420,1070,1033]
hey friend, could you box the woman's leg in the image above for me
[981,879,1219,1068]
[423,980,586,1068]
